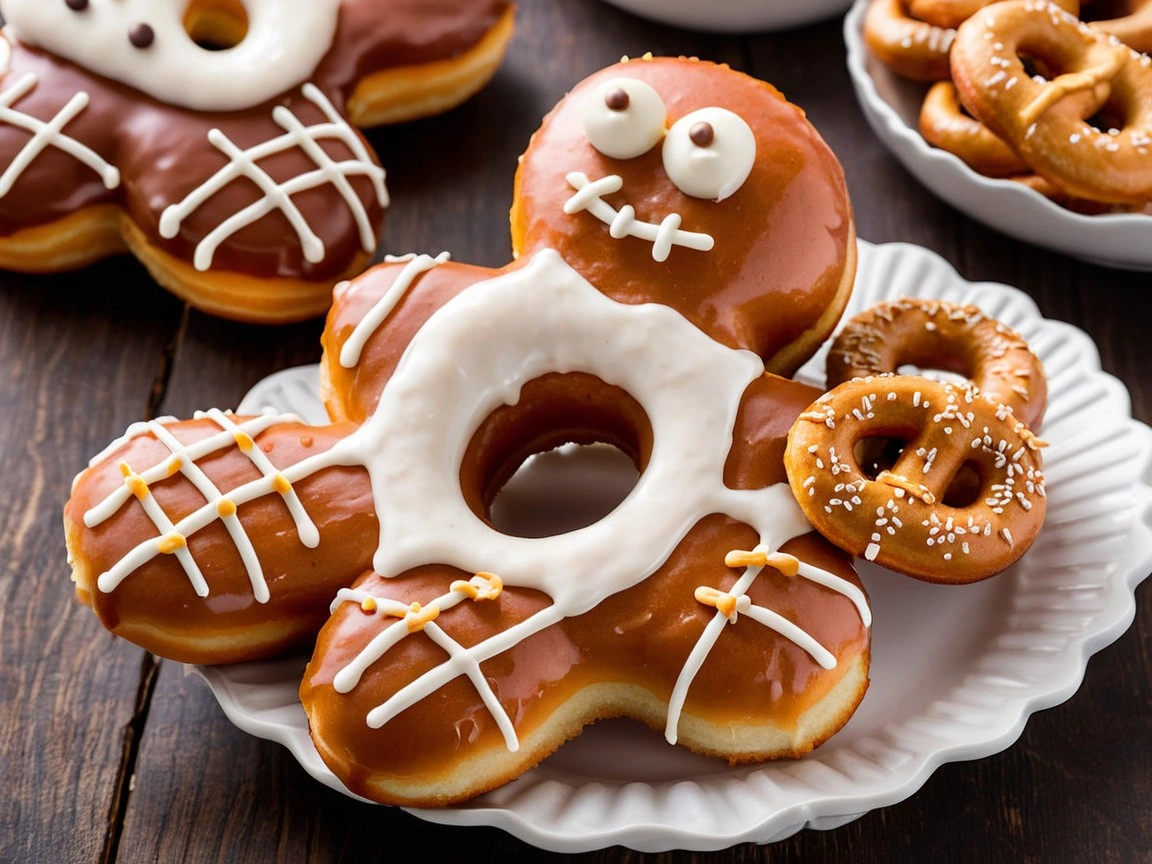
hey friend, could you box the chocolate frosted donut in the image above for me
[0,0,514,322]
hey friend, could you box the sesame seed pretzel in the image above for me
[864,0,960,81]
[785,376,1047,583]
[826,298,1046,428]
[865,0,1078,81]
[951,0,1152,205]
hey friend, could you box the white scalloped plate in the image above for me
[196,240,1152,852]
[843,1,1152,271]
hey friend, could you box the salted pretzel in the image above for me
[1087,0,1152,53]
[786,375,1046,583]
[919,81,1030,176]
[951,0,1152,205]
[0,0,514,322]
[66,58,869,806]
[865,0,1078,80]
[864,0,959,80]
[826,298,1046,428]
[909,0,1005,26]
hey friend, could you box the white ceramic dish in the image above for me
[843,1,1152,271]
[197,240,1152,852]
[600,0,853,33]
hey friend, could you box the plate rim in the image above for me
[201,239,1152,852]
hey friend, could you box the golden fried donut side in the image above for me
[0,2,514,322]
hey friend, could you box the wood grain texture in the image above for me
[8,0,1149,861]
[0,259,183,864]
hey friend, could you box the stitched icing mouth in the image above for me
[564,172,714,262]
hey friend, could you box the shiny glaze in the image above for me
[300,372,868,784]
[66,417,376,662]
[322,259,514,420]
[0,0,509,279]
[512,57,856,375]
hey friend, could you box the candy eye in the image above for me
[582,77,667,160]
[662,107,756,202]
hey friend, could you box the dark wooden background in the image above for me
[2,1,1149,861]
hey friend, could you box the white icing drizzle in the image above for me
[3,0,340,113]
[158,84,388,272]
[88,251,872,747]
[86,416,179,468]
[330,578,519,750]
[339,252,451,369]
[0,73,120,199]
[86,409,318,597]
[564,172,714,262]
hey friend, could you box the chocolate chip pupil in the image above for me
[129,23,155,49]
[605,88,630,111]
[65,0,89,11]
[689,122,715,147]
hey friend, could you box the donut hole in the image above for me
[942,460,984,508]
[1018,52,1056,83]
[1085,105,1127,136]
[854,435,911,479]
[183,0,250,51]
[461,372,652,539]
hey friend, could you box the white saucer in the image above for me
[196,240,1152,852]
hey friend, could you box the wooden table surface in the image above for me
[3,1,1150,861]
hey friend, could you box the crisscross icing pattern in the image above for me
[84,409,318,602]
[667,543,871,743]
[330,573,523,749]
[159,83,389,272]
[0,72,120,199]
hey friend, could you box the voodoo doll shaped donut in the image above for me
[65,57,868,806]
[0,0,513,322]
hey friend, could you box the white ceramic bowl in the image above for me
[197,240,1152,853]
[600,0,854,32]
[843,0,1152,270]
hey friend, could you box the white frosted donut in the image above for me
[3,0,340,112]
[328,250,810,614]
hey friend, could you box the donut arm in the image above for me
[66,416,376,664]
[321,257,515,422]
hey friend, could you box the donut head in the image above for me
[512,57,857,375]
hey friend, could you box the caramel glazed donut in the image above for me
[0,0,515,322]
[66,57,870,806]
